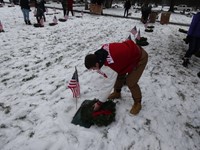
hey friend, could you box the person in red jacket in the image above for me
[67,0,74,16]
[84,39,148,115]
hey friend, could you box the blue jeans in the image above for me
[21,8,30,21]
[185,37,200,58]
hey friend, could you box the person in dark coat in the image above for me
[35,0,46,23]
[60,0,67,17]
[0,0,5,5]
[124,0,131,17]
[20,0,31,25]
[141,3,151,24]
[67,0,74,16]
[182,12,200,67]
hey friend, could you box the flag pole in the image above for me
[75,66,77,110]
[76,97,77,109]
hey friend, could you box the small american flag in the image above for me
[144,22,148,29]
[64,15,68,20]
[68,67,80,98]
[130,26,137,35]
[0,21,3,31]
[53,16,57,24]
[40,18,44,26]
[33,9,37,16]
[46,8,48,13]
[136,29,141,40]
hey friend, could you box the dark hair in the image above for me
[85,54,98,69]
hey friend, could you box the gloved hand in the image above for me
[184,36,192,44]
[93,101,103,111]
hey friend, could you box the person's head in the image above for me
[85,54,99,70]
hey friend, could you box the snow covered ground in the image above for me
[0,3,200,150]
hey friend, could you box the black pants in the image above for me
[61,3,66,16]
[124,9,129,17]
[184,37,200,58]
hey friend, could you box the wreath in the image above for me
[145,28,153,32]
[80,99,116,127]
[136,37,149,46]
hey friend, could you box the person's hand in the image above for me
[93,101,103,111]
[183,36,191,44]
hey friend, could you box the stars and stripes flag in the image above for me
[130,26,137,35]
[53,7,56,13]
[64,15,68,20]
[0,21,3,31]
[136,29,141,40]
[33,9,37,16]
[68,67,80,98]
[46,8,48,13]
[40,18,44,26]
[53,16,57,24]
[144,22,148,29]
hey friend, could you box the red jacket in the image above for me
[67,0,73,10]
[103,40,142,75]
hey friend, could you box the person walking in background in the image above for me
[35,0,46,23]
[182,12,200,67]
[124,0,131,17]
[67,0,74,16]
[20,0,31,25]
[84,39,148,115]
[141,3,151,24]
[60,0,67,17]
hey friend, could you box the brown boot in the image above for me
[130,102,142,115]
[108,91,121,99]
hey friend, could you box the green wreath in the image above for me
[81,99,116,126]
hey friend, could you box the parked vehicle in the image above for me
[174,4,193,12]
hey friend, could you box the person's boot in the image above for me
[182,58,189,67]
[24,20,28,25]
[27,20,32,25]
[108,91,121,99]
[197,72,200,78]
[130,102,142,115]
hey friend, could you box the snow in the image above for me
[0,2,200,150]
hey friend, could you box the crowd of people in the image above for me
[5,0,74,26]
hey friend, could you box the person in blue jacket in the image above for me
[20,0,31,25]
[182,12,200,67]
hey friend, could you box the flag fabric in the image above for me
[68,68,80,98]
[46,8,48,13]
[64,15,68,20]
[136,29,141,40]
[40,18,44,26]
[53,16,57,24]
[127,34,132,40]
[33,9,37,16]
[130,26,137,35]
[144,22,148,29]
[0,21,3,31]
